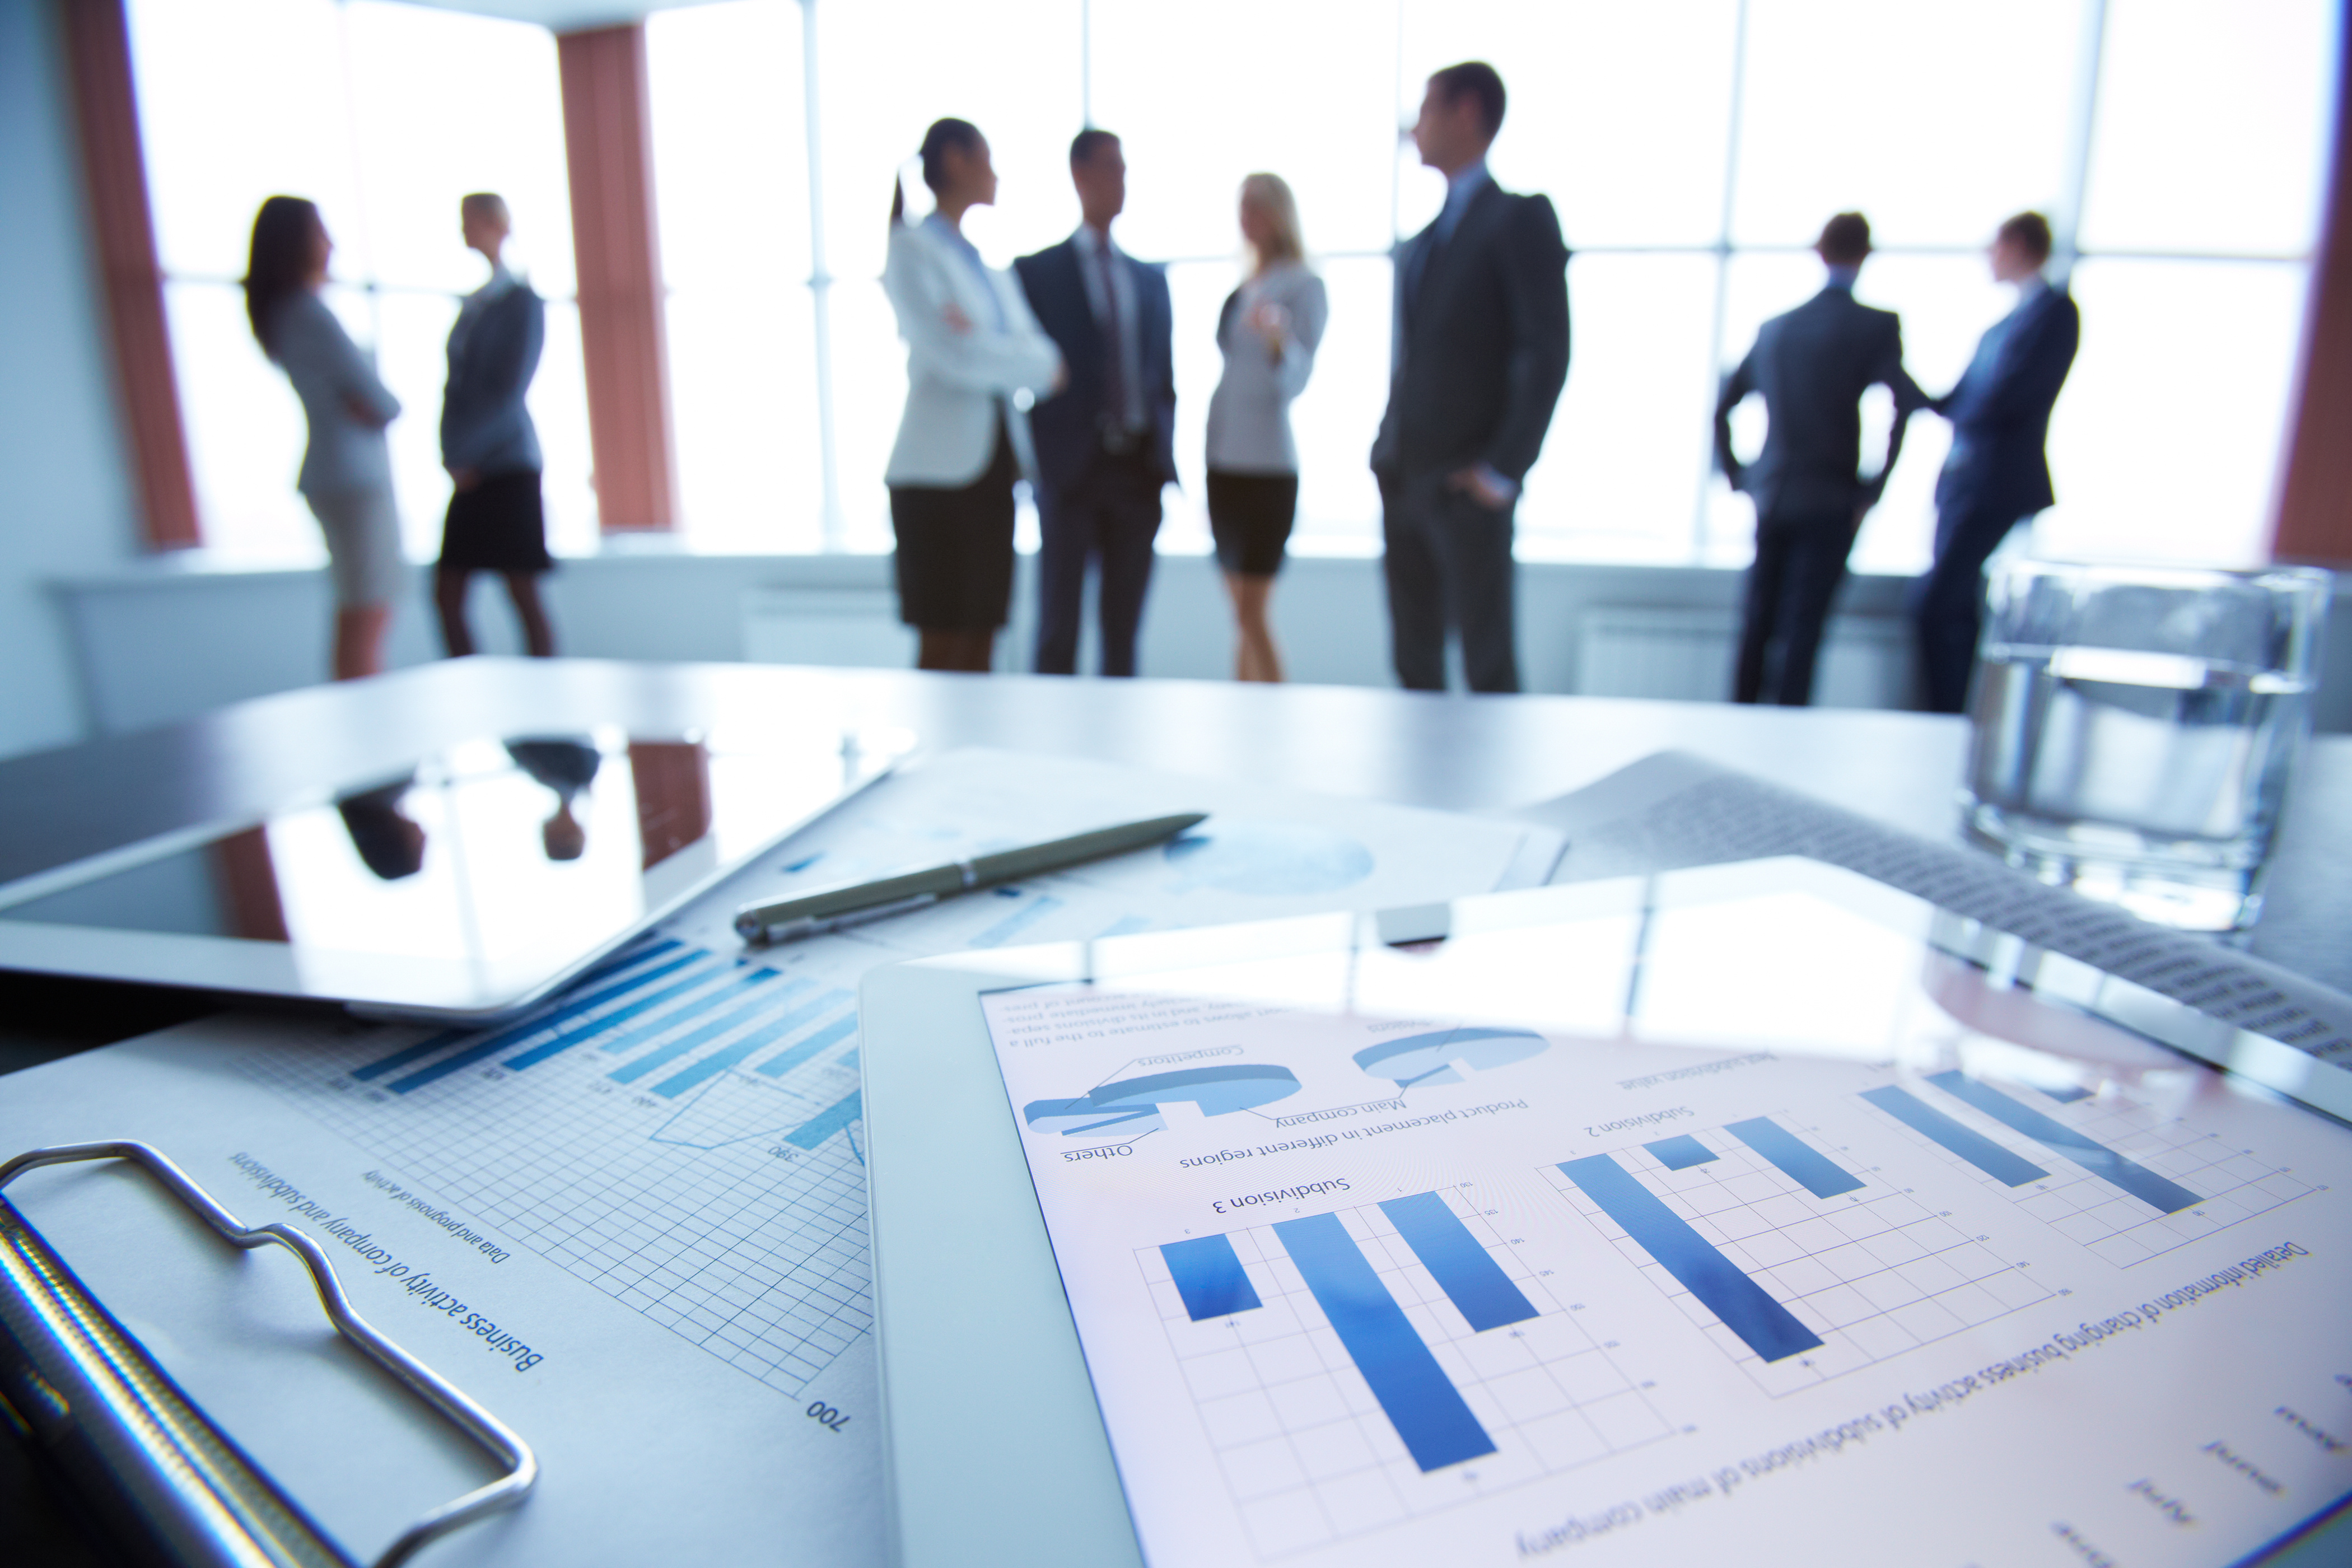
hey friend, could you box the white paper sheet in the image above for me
[0,748,1559,1565]
[976,865,2352,1568]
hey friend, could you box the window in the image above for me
[128,0,590,563]
[134,0,2335,572]
[646,1,819,552]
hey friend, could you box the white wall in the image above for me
[50,549,1930,735]
[49,548,2350,742]
[0,0,144,760]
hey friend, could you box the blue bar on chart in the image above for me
[784,1090,863,1150]
[1723,1117,1865,1198]
[752,1006,859,1080]
[349,1029,464,1084]
[1860,1086,2049,1187]
[508,968,777,1071]
[481,965,728,1077]
[383,950,717,1092]
[607,984,804,1085]
[1160,1235,1263,1322]
[1270,1213,1496,1473]
[1644,1134,1718,1172]
[600,970,784,1052]
[1925,1072,2200,1214]
[351,942,700,1079]
[2041,1085,2094,1104]
[1378,1192,1538,1332]
[1557,1155,1823,1364]
[572,936,685,988]
[655,991,852,1098]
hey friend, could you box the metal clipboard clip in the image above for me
[0,1141,538,1567]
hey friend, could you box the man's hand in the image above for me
[1448,465,1515,511]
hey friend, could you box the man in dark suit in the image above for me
[1913,210,2080,712]
[1716,212,1928,706]
[1014,129,1178,678]
[1372,61,1570,693]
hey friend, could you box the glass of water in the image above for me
[1962,559,2334,931]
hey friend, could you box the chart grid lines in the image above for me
[1547,1113,2052,1396]
[239,946,875,1397]
[1138,1191,1670,1558]
[1864,1077,2314,1266]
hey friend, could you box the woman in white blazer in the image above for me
[884,119,1063,673]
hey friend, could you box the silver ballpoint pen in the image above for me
[734,812,1208,945]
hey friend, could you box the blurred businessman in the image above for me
[1371,62,1570,693]
[1913,211,2080,713]
[1015,129,1178,678]
[1716,212,1928,706]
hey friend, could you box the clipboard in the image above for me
[0,1141,535,1568]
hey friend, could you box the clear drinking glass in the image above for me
[1962,559,2334,931]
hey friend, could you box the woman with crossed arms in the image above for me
[882,118,1064,672]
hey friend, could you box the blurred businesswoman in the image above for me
[436,192,555,659]
[1204,174,1326,682]
[244,196,404,680]
[883,119,1063,672]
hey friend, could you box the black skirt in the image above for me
[889,422,1019,632]
[1206,469,1299,576]
[440,469,552,573]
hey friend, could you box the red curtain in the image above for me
[59,0,202,550]
[558,23,679,534]
[2270,19,2352,566]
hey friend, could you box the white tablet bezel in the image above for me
[858,857,2351,1568]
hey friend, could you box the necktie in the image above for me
[1096,241,1128,433]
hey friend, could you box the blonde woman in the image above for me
[1203,174,1327,682]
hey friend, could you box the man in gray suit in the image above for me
[1373,62,1570,694]
[1715,212,1927,706]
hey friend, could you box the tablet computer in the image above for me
[861,857,2351,1568]
[0,723,911,1023]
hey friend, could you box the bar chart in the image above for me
[1141,1189,1669,1558]
[1545,1112,2051,1396]
[1861,1074,2313,1267]
[241,937,874,1396]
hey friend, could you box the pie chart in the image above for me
[1024,1063,1303,1138]
[1354,1025,1548,1091]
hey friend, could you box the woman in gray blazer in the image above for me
[1204,174,1327,682]
[436,192,554,659]
[243,195,403,680]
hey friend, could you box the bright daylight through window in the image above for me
[130,0,2336,574]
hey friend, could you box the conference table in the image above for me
[1,658,2347,1564]
[4,657,2346,1016]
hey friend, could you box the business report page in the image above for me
[979,883,2351,1568]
